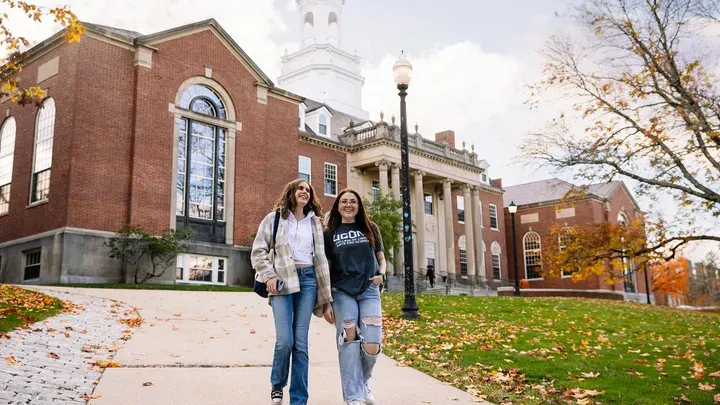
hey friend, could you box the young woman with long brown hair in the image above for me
[322,188,386,405]
[251,179,332,405]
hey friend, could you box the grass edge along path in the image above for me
[0,284,64,334]
[381,294,720,405]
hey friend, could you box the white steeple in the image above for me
[278,0,368,119]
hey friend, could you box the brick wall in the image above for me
[297,140,347,213]
[0,42,81,243]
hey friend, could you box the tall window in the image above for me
[523,231,543,279]
[0,117,16,214]
[489,204,498,230]
[372,179,380,201]
[459,235,467,276]
[24,249,41,280]
[324,162,337,196]
[176,85,227,243]
[457,195,464,222]
[559,229,579,277]
[299,156,311,182]
[424,193,433,215]
[32,98,55,203]
[426,242,435,269]
[492,254,501,280]
[319,115,327,136]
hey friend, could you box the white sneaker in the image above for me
[346,401,363,405]
[364,386,376,405]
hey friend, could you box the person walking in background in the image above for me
[426,264,435,288]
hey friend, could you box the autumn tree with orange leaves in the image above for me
[523,0,720,268]
[650,257,690,304]
[1,0,84,105]
[543,218,648,284]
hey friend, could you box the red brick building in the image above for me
[499,179,654,302]
[0,20,347,285]
[0,19,501,288]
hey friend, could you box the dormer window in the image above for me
[319,115,327,135]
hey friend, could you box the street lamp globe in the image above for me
[393,51,412,86]
[508,201,517,214]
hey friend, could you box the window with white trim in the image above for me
[24,249,41,280]
[319,115,327,136]
[426,242,435,268]
[176,254,227,285]
[492,254,501,280]
[489,204,499,230]
[0,117,16,214]
[299,156,311,182]
[523,231,543,279]
[457,195,464,223]
[559,228,579,278]
[324,162,337,196]
[32,98,55,203]
[372,179,380,201]
[424,193,433,215]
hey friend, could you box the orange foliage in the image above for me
[650,258,690,296]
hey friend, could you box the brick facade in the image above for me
[503,183,651,297]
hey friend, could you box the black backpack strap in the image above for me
[272,210,281,250]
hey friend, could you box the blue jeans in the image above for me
[270,266,317,405]
[331,284,382,402]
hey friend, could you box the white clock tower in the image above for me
[278,0,368,119]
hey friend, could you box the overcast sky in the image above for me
[8,0,718,261]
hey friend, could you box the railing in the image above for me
[342,122,477,166]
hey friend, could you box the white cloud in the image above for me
[4,0,289,80]
[362,42,523,146]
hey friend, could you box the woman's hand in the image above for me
[267,277,280,294]
[369,274,384,286]
[323,304,334,324]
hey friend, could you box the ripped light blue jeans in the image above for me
[331,284,382,403]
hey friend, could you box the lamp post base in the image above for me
[513,289,521,296]
[401,295,421,318]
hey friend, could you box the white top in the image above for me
[288,211,315,266]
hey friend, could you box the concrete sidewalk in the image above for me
[32,287,489,405]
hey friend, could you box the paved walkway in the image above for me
[0,289,137,405]
[8,287,490,405]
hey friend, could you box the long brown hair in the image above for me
[274,179,323,219]
[327,188,378,248]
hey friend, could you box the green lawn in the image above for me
[52,283,252,292]
[381,294,719,405]
[0,285,63,333]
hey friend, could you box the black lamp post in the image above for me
[508,201,520,296]
[394,51,420,318]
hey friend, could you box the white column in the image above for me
[437,187,447,280]
[443,179,456,281]
[472,187,485,279]
[414,171,427,279]
[390,164,401,277]
[376,161,389,196]
[463,185,476,278]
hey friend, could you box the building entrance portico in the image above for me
[343,118,502,288]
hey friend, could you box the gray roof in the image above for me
[586,181,623,199]
[503,178,579,207]
[81,22,144,39]
[303,98,372,142]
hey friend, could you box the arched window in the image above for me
[328,12,339,45]
[176,85,228,243]
[303,12,314,45]
[616,211,636,292]
[318,114,327,136]
[458,235,467,276]
[491,241,502,281]
[0,117,16,214]
[32,98,55,203]
[523,231,542,279]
